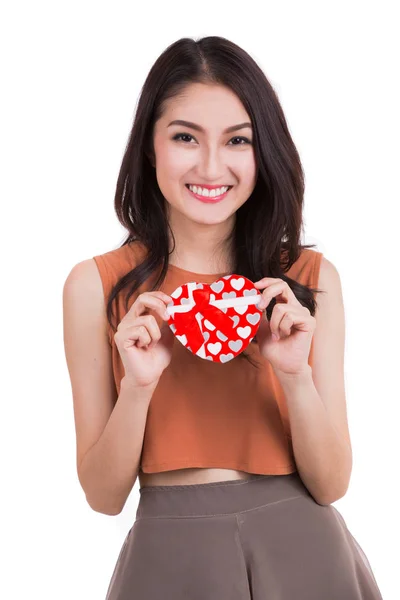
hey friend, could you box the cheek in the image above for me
[156,148,192,187]
[237,154,257,189]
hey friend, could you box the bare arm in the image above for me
[77,377,157,515]
[274,256,352,505]
[63,258,159,516]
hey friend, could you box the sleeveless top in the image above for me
[93,241,323,475]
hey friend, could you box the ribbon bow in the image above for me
[173,288,237,354]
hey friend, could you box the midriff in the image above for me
[138,467,255,487]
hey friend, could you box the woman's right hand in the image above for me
[114,291,175,389]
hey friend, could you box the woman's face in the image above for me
[151,83,258,227]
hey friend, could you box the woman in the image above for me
[63,36,383,599]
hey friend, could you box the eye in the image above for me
[172,133,252,145]
[229,136,252,145]
[172,133,196,144]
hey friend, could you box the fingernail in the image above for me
[272,333,279,341]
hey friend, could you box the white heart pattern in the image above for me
[167,274,263,362]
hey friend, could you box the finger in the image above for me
[255,281,287,310]
[255,280,296,310]
[127,293,172,322]
[135,325,152,348]
[116,323,152,348]
[277,310,295,338]
[132,315,162,345]
[269,304,292,340]
[271,306,307,339]
[117,314,161,347]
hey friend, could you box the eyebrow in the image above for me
[167,119,252,134]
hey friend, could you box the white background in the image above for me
[1,1,398,598]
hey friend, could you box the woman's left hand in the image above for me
[253,277,316,376]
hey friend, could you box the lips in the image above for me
[185,184,233,203]
[185,184,233,191]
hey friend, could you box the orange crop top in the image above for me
[93,241,323,475]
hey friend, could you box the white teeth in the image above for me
[188,185,229,197]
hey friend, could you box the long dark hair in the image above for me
[105,36,323,367]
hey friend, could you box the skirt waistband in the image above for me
[136,472,311,520]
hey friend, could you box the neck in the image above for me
[167,210,235,273]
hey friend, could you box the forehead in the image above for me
[158,83,251,129]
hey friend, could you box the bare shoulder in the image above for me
[317,255,341,290]
[64,258,105,300]
[314,255,345,344]
[63,258,117,475]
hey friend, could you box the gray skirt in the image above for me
[105,471,383,599]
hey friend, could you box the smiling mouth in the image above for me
[185,184,234,203]
[185,184,233,190]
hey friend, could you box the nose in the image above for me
[196,147,228,182]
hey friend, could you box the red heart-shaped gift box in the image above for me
[166,274,263,363]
